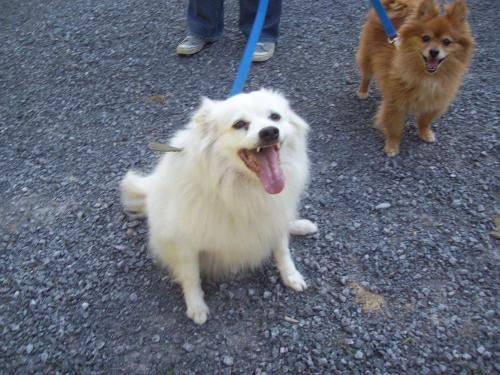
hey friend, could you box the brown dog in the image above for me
[356,0,474,156]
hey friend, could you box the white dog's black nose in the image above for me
[259,126,280,143]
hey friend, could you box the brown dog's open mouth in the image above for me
[422,55,446,73]
[238,143,285,194]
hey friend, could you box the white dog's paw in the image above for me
[289,219,318,236]
[186,301,209,325]
[282,271,307,292]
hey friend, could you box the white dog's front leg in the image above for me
[273,236,307,292]
[171,251,209,325]
[289,219,318,236]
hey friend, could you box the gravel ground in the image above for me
[1,0,499,373]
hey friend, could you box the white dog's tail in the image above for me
[120,171,149,218]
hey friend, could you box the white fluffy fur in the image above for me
[120,89,317,325]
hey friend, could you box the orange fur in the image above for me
[356,0,474,156]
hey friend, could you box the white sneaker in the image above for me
[176,35,209,55]
[252,42,275,62]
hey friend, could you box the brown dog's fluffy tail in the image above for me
[120,171,149,218]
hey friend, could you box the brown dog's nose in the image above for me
[429,49,439,58]
[259,126,279,143]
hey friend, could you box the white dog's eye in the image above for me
[232,120,249,130]
[269,112,281,121]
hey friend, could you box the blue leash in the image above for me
[229,0,269,96]
[370,0,400,46]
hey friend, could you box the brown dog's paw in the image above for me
[357,90,369,99]
[372,120,383,132]
[384,142,400,157]
[418,129,436,143]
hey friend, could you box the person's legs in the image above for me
[239,0,282,42]
[187,0,225,41]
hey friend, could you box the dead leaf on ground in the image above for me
[146,95,166,106]
[349,282,386,313]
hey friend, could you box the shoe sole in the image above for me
[176,40,215,56]
[176,45,204,55]
[252,45,275,62]
[252,52,274,62]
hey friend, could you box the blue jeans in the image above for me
[187,0,282,43]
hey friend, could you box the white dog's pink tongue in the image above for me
[254,147,285,194]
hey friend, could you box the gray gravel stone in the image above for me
[354,350,364,360]
[222,355,234,366]
[485,310,495,318]
[40,352,48,363]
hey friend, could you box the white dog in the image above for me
[120,89,317,325]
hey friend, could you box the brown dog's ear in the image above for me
[416,0,439,19]
[446,0,468,23]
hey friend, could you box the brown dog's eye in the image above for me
[269,112,281,121]
[442,38,452,46]
[422,35,431,43]
[232,120,249,130]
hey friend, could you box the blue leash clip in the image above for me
[229,0,269,96]
[370,0,400,47]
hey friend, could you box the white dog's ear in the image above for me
[191,97,218,151]
[289,109,310,135]
[192,97,216,128]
